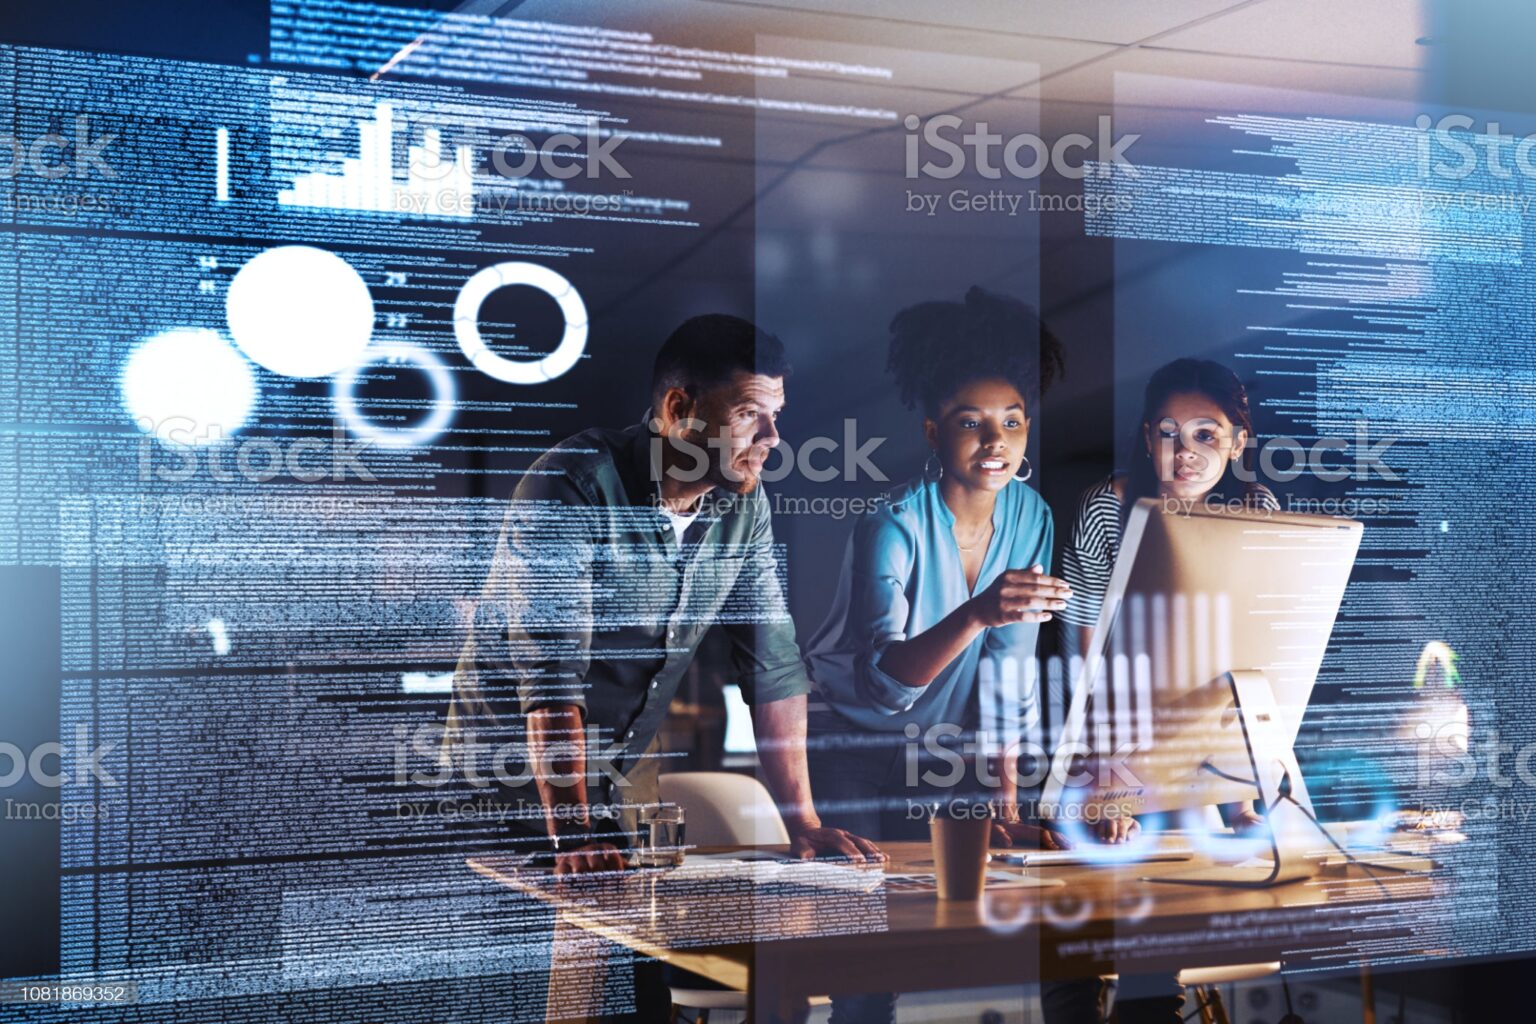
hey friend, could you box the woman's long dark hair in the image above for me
[886,286,1064,418]
[1125,358,1267,506]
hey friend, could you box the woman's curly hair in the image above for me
[886,286,1064,417]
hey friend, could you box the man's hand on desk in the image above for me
[786,823,885,863]
[553,842,628,875]
[1228,807,1269,837]
[991,822,1072,850]
[1092,816,1140,844]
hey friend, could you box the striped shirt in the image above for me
[1058,476,1278,661]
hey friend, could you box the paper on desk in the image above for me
[882,871,1064,891]
[984,871,1063,889]
[685,850,791,864]
[672,854,886,892]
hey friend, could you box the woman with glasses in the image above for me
[1049,357,1278,1024]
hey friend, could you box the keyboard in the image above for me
[990,845,1195,868]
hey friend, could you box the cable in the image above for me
[1279,791,1391,898]
[1278,970,1304,1024]
[1284,798,1394,902]
[1198,760,1257,787]
[1199,761,1392,897]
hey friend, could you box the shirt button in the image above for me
[625,730,635,740]
[667,628,676,640]
[650,680,659,690]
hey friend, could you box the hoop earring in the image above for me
[1014,455,1032,482]
[925,452,943,479]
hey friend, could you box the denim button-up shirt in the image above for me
[806,475,1053,735]
[446,420,810,808]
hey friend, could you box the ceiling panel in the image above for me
[509,0,1119,73]
[686,0,1261,46]
[1043,44,1428,109]
[497,1,1429,111]
[1149,0,1430,68]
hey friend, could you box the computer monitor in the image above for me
[1041,499,1363,884]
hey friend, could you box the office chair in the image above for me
[658,771,792,847]
[657,771,790,1024]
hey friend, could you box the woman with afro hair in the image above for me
[802,286,1092,1020]
[802,292,1206,1023]
[806,284,1070,836]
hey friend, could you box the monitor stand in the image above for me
[1149,670,1318,888]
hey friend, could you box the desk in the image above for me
[470,839,1445,1023]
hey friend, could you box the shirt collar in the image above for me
[621,414,665,510]
[625,415,727,534]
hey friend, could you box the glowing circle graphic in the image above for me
[122,328,258,444]
[226,245,374,377]
[452,261,587,384]
[333,341,455,448]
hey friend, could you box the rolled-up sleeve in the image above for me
[847,514,927,714]
[722,493,813,705]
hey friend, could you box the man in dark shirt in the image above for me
[446,314,881,871]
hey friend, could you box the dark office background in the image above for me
[6,0,1536,1016]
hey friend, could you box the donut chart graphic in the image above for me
[175,250,587,448]
[452,261,588,384]
[333,340,456,449]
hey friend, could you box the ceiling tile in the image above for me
[1149,0,1431,67]
[1044,44,1428,109]
[687,0,1259,46]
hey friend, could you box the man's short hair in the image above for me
[651,314,792,406]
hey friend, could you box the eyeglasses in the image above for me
[1156,417,1236,451]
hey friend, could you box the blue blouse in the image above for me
[805,475,1054,734]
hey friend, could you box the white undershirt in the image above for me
[658,504,700,541]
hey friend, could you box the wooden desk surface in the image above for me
[470,838,1446,1000]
